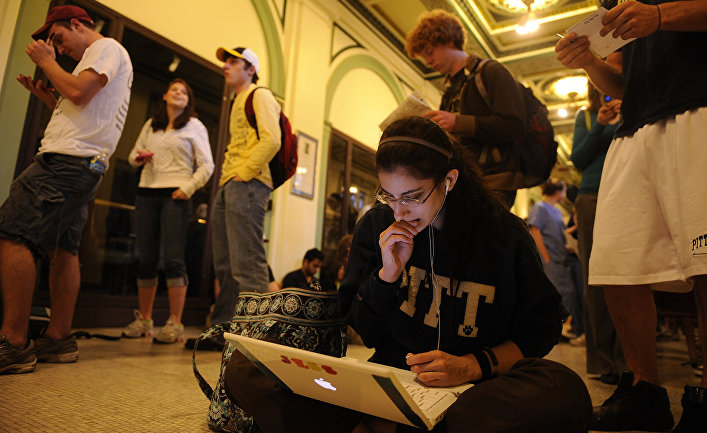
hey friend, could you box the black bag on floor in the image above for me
[192,287,347,433]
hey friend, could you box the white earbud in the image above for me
[444,179,450,194]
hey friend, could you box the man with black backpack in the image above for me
[209,46,280,329]
[406,10,555,208]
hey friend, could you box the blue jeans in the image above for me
[544,257,581,332]
[210,179,270,325]
[135,191,191,287]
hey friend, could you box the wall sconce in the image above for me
[168,54,180,73]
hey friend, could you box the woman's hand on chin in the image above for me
[378,220,418,282]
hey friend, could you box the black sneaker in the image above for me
[184,335,224,351]
[672,386,707,433]
[592,371,674,431]
[34,334,78,363]
[0,335,36,374]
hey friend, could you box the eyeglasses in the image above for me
[374,184,438,207]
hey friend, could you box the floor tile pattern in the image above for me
[0,327,699,432]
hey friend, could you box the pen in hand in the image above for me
[556,33,576,44]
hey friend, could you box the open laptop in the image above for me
[225,333,472,430]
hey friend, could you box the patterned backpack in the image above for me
[192,287,347,432]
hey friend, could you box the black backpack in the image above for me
[472,59,558,189]
[244,87,298,190]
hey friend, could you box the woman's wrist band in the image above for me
[472,348,491,380]
[656,5,661,32]
[481,346,499,367]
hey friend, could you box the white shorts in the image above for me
[589,106,707,292]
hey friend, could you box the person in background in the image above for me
[122,79,214,344]
[527,180,582,341]
[281,248,325,290]
[320,234,353,291]
[564,184,585,345]
[571,82,625,385]
[208,46,280,329]
[556,1,707,430]
[0,5,132,374]
[225,116,591,433]
[406,10,527,208]
[183,46,279,353]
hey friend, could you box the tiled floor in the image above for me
[0,327,699,432]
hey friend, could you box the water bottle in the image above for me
[88,148,109,175]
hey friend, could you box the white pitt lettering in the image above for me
[456,281,495,338]
[399,266,496,337]
[423,275,451,327]
[400,266,426,317]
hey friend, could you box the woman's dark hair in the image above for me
[151,78,196,132]
[376,116,516,234]
[541,179,565,197]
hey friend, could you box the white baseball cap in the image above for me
[216,46,260,74]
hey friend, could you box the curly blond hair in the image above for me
[406,10,466,58]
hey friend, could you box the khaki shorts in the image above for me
[589,107,707,291]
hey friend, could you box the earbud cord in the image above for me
[428,185,448,351]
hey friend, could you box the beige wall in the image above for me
[96,0,268,79]
[0,0,22,92]
[0,0,50,203]
[329,67,398,150]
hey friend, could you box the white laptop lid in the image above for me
[225,333,470,430]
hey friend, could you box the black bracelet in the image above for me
[656,4,661,31]
[472,348,492,381]
[481,346,499,367]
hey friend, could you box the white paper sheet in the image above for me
[566,7,636,58]
[379,91,431,132]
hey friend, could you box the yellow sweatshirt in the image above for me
[219,84,281,187]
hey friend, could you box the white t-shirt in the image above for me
[128,117,215,198]
[39,38,133,157]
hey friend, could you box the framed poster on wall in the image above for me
[291,131,318,199]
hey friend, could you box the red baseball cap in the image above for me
[32,5,94,41]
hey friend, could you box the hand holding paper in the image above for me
[566,7,635,58]
[379,91,431,132]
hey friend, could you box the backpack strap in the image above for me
[192,322,229,399]
[584,108,591,131]
[244,86,265,140]
[468,58,492,165]
[471,58,492,109]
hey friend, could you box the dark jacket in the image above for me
[441,56,527,190]
[338,204,562,370]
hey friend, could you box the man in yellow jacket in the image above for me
[210,46,280,328]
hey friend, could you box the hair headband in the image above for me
[378,136,452,159]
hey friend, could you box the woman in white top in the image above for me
[122,79,214,344]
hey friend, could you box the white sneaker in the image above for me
[153,316,184,344]
[122,310,153,338]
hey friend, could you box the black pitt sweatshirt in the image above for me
[338,204,562,370]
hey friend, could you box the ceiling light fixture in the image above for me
[549,76,588,100]
[516,0,539,34]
